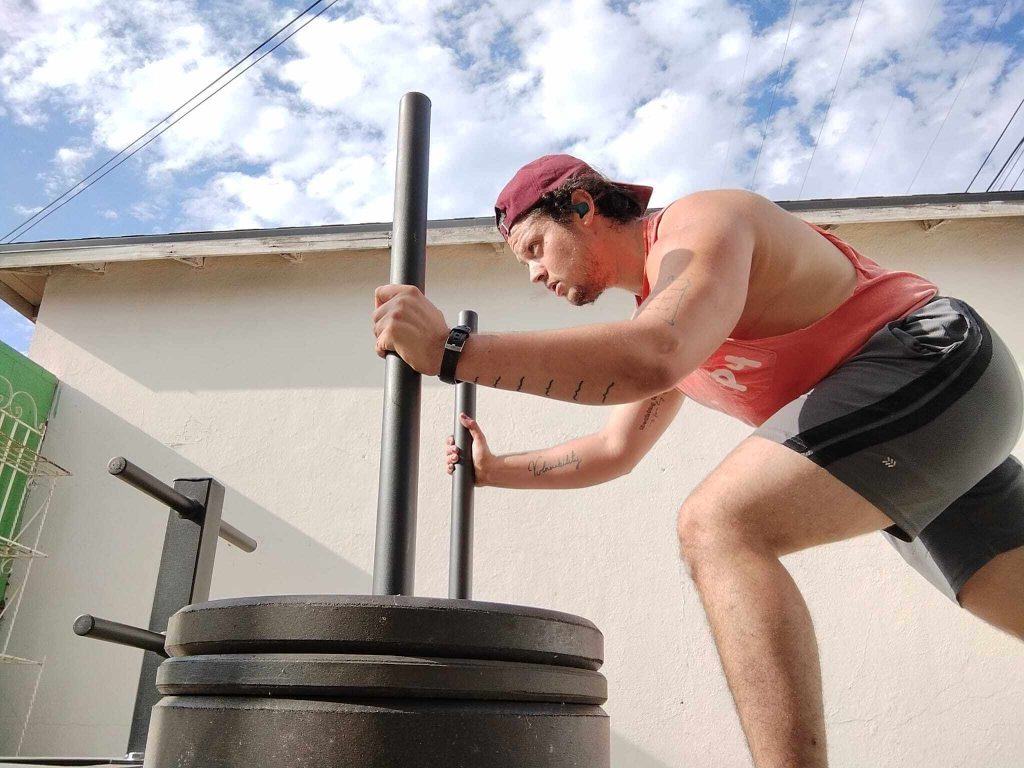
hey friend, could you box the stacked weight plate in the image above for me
[143,595,610,767]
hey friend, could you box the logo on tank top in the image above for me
[708,355,763,392]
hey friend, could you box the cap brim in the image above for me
[616,182,654,212]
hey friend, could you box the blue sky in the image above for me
[1,0,1023,353]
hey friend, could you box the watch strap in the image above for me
[440,325,471,384]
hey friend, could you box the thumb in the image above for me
[459,413,485,440]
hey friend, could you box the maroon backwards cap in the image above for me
[494,154,654,241]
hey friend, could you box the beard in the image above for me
[566,284,602,306]
[565,258,607,306]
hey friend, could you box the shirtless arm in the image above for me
[451,388,686,489]
[373,191,756,404]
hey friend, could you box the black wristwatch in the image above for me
[439,324,472,384]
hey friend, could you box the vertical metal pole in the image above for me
[127,477,224,756]
[373,92,431,596]
[449,310,478,599]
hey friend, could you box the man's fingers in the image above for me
[458,413,484,440]
[374,284,419,308]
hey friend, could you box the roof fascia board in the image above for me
[1,192,1022,270]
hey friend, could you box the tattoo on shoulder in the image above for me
[528,450,582,477]
[638,250,692,327]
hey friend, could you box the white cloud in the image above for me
[1,0,1023,238]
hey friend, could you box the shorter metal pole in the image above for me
[108,457,200,516]
[449,310,478,600]
[108,457,256,552]
[73,615,167,657]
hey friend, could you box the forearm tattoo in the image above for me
[638,250,692,327]
[528,450,582,477]
[477,375,616,403]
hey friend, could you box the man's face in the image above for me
[506,214,609,306]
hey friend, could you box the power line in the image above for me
[998,140,1024,190]
[967,93,1024,191]
[720,31,754,187]
[3,0,337,244]
[1011,149,1024,189]
[749,0,800,190]
[988,133,1024,191]
[3,0,327,242]
[852,0,940,196]
[797,0,865,199]
[905,0,1010,194]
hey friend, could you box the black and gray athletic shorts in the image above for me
[756,296,1024,601]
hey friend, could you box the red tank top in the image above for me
[636,208,938,427]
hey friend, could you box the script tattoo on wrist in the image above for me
[639,394,666,431]
[528,450,583,477]
[638,250,692,327]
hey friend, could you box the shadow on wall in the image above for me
[37,245,613,394]
[0,381,371,755]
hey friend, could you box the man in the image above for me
[372,154,1024,767]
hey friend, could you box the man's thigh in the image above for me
[958,545,1024,639]
[680,435,894,557]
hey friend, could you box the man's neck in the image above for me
[608,218,647,296]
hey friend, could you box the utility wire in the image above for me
[750,0,800,190]
[988,133,1024,191]
[720,32,754,187]
[853,0,939,196]
[3,0,335,244]
[967,92,1024,191]
[905,0,1010,194]
[1011,149,1024,189]
[797,0,866,198]
[997,138,1024,190]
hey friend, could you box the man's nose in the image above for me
[529,263,546,284]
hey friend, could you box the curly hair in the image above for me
[522,172,645,226]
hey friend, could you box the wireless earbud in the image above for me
[572,202,589,219]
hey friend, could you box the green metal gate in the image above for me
[0,340,59,605]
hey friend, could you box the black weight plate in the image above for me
[145,696,610,768]
[156,653,607,704]
[165,595,603,670]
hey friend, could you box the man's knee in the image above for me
[678,493,737,564]
[676,490,773,567]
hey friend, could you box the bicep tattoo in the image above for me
[638,394,667,431]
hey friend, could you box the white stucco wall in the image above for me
[1,216,1022,766]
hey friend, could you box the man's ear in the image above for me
[569,189,595,223]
